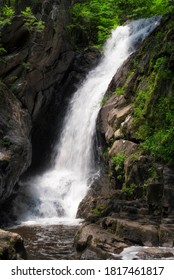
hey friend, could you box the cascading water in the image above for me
[13,17,161,225]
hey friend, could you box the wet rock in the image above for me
[136,247,174,260]
[159,225,174,247]
[79,248,103,260]
[75,223,128,259]
[0,229,27,260]
[0,83,31,206]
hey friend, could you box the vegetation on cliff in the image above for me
[110,15,174,164]
[0,1,44,30]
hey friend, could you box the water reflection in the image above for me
[10,224,79,260]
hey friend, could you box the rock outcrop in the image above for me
[0,83,31,208]
[0,229,27,260]
[77,14,174,254]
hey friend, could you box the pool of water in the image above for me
[10,224,79,260]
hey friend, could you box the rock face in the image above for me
[0,0,101,216]
[0,83,31,207]
[0,229,27,260]
[0,0,73,213]
[77,14,174,252]
[1,0,74,176]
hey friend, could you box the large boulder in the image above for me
[0,229,27,260]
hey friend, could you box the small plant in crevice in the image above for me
[91,204,107,217]
[111,153,126,187]
[122,182,136,197]
[22,62,33,72]
[113,87,124,96]
[21,7,45,33]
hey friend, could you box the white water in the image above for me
[13,17,161,225]
[113,246,174,260]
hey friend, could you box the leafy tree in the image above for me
[71,0,174,48]
[0,1,44,31]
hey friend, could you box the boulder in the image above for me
[0,229,27,260]
[109,140,138,157]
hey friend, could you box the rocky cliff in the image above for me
[0,0,71,210]
[0,0,100,215]
[76,14,174,256]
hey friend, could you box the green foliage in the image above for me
[91,204,107,216]
[150,0,174,15]
[134,86,174,163]
[114,87,125,95]
[71,0,173,48]
[142,113,174,162]
[133,90,152,122]
[71,0,119,47]
[154,57,167,71]
[0,5,14,27]
[111,153,126,180]
[0,2,44,31]
[0,47,6,55]
[21,7,45,32]
[122,182,136,197]
[22,62,33,72]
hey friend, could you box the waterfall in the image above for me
[13,17,161,225]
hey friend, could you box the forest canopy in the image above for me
[71,0,174,47]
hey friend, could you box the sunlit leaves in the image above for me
[71,0,173,47]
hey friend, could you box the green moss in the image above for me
[131,41,174,163]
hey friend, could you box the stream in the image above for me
[10,224,79,260]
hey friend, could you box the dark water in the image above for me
[9,224,174,260]
[10,224,79,260]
